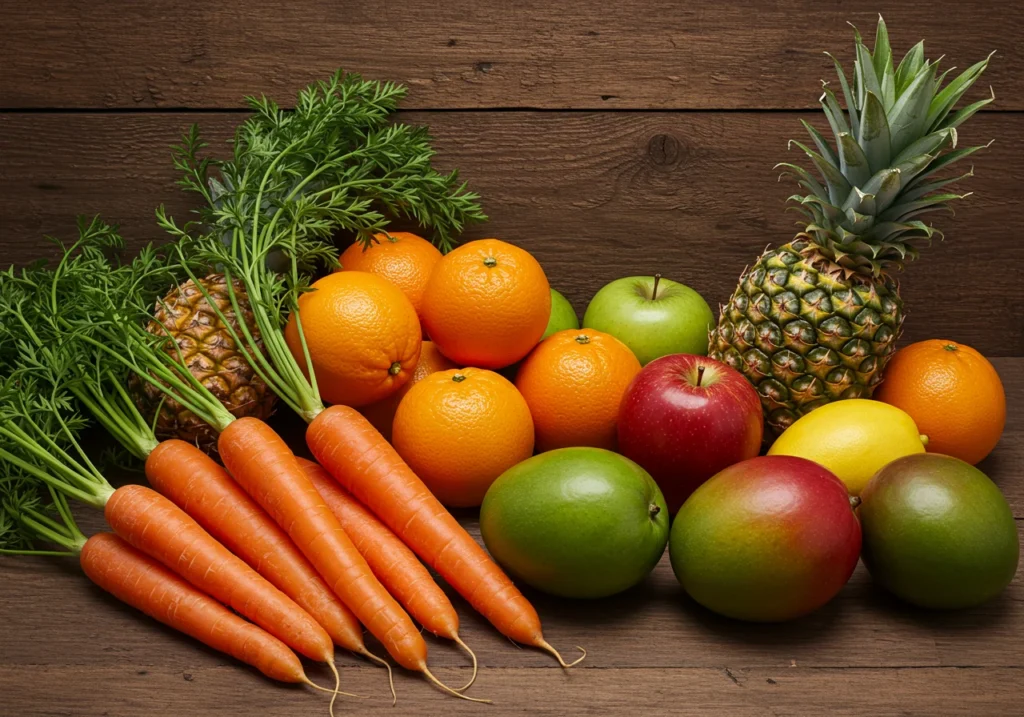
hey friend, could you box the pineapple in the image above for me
[130,274,277,452]
[709,18,993,435]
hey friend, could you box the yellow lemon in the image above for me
[768,399,927,495]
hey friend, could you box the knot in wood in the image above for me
[647,133,682,167]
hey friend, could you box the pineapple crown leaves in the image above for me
[778,16,994,275]
[158,69,488,421]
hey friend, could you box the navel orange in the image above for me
[392,368,534,507]
[360,341,458,441]
[338,231,442,319]
[420,238,550,368]
[284,271,422,408]
[515,329,642,452]
[875,339,1006,464]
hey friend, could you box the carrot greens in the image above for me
[158,70,485,422]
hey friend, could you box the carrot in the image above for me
[81,532,312,685]
[146,441,389,672]
[217,417,487,702]
[299,457,478,689]
[307,405,585,667]
[104,483,336,667]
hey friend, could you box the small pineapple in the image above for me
[130,274,277,452]
[709,17,993,435]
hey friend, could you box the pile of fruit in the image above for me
[0,15,1018,713]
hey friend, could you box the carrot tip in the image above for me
[537,640,587,669]
[303,675,365,700]
[358,648,396,705]
[422,666,492,704]
[451,634,479,693]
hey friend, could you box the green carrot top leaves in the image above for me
[158,69,485,422]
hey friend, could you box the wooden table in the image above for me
[2,2,1022,714]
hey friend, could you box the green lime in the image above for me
[480,447,668,598]
[860,453,1019,609]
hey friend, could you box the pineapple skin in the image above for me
[130,275,277,453]
[709,237,903,435]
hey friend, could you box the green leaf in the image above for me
[904,141,991,190]
[842,207,875,234]
[891,128,956,168]
[893,151,938,188]
[942,89,995,131]
[872,17,896,109]
[927,53,994,131]
[837,132,872,187]
[857,91,892,173]
[789,141,853,206]
[855,41,884,112]
[860,168,902,212]
[800,120,839,168]
[820,86,851,142]
[826,52,860,137]
[900,169,975,203]
[887,62,938,156]
[841,187,876,216]
[777,163,829,201]
[894,41,926,95]
[878,193,967,222]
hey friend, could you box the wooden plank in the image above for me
[1,1,1020,110]
[1,662,1022,715]
[1,111,1021,355]
[0,362,1020,714]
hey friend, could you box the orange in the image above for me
[392,368,534,507]
[420,238,550,369]
[338,231,443,319]
[284,271,421,408]
[360,341,458,441]
[515,329,641,452]
[875,339,1006,465]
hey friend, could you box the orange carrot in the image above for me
[299,457,478,688]
[307,405,584,667]
[104,483,335,667]
[217,417,485,702]
[81,532,311,685]
[145,440,387,670]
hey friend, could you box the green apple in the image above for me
[543,289,580,340]
[583,275,714,365]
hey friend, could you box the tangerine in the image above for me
[360,341,458,441]
[874,339,1006,465]
[392,368,534,507]
[420,238,550,368]
[515,329,641,452]
[338,231,442,319]
[284,271,421,408]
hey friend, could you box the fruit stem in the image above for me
[388,362,402,376]
[649,503,661,518]
[651,273,662,300]
[849,495,862,511]
[452,373,467,383]
[483,256,497,268]
[696,366,705,387]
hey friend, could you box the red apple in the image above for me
[617,354,763,515]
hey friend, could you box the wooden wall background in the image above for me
[2,1,1022,356]
[2,4,1024,716]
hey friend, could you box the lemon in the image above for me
[768,399,927,495]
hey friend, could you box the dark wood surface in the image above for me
[3,1,1022,110]
[2,111,1022,355]
[1,357,1022,716]
[1,1,1022,715]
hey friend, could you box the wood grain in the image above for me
[1,360,1021,714]
[2,111,1021,356]
[2,1,1020,110]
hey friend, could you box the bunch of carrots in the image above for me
[0,71,581,712]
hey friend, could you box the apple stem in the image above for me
[651,273,662,300]
[849,495,862,511]
[696,365,705,387]
[649,503,661,519]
